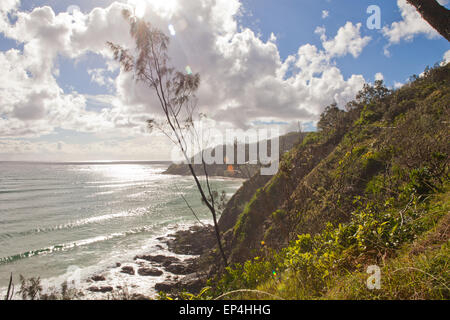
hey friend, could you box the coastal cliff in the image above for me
[172,64,449,300]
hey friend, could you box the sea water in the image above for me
[0,162,243,298]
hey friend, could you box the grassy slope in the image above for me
[203,64,449,300]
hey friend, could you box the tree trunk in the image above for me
[406,0,450,42]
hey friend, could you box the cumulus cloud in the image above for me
[315,22,371,58]
[375,72,384,81]
[322,10,329,19]
[443,50,450,65]
[0,0,369,147]
[393,81,404,89]
[88,68,115,90]
[382,0,440,49]
[0,2,132,137]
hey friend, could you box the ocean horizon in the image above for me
[0,161,243,298]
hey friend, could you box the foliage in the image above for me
[210,63,450,300]
[109,9,228,266]
[16,275,83,300]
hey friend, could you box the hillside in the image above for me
[187,63,449,300]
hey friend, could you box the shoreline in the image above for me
[0,221,214,300]
[0,164,242,300]
[83,223,214,300]
[0,222,215,300]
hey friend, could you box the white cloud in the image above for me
[0,0,19,13]
[375,72,384,81]
[314,26,327,42]
[393,81,404,89]
[0,0,369,157]
[112,4,368,128]
[443,50,450,65]
[322,10,329,19]
[88,68,115,90]
[383,0,440,47]
[317,22,371,58]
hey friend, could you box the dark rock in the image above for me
[88,286,113,293]
[180,273,206,294]
[154,274,206,294]
[165,226,215,255]
[120,266,135,275]
[154,280,179,293]
[138,267,163,277]
[115,263,121,268]
[134,254,180,266]
[131,293,150,300]
[91,275,106,282]
[165,263,195,275]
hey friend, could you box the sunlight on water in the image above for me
[87,164,161,182]
[0,162,243,292]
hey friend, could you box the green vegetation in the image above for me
[8,64,448,301]
[201,63,449,300]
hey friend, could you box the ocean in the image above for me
[0,162,243,298]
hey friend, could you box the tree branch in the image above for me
[406,0,450,41]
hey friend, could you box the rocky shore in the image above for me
[84,224,216,299]
[151,225,216,295]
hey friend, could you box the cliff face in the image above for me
[155,64,448,300]
[215,63,449,275]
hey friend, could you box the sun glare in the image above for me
[134,0,147,18]
[150,0,177,13]
[130,0,177,18]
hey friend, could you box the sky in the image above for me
[0,0,449,161]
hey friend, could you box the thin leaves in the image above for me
[108,10,228,266]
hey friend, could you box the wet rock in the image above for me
[91,275,106,282]
[165,263,195,275]
[180,273,206,294]
[88,286,113,293]
[165,225,215,255]
[154,280,179,293]
[120,266,135,275]
[131,293,150,300]
[154,274,206,294]
[134,254,180,266]
[138,267,163,277]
